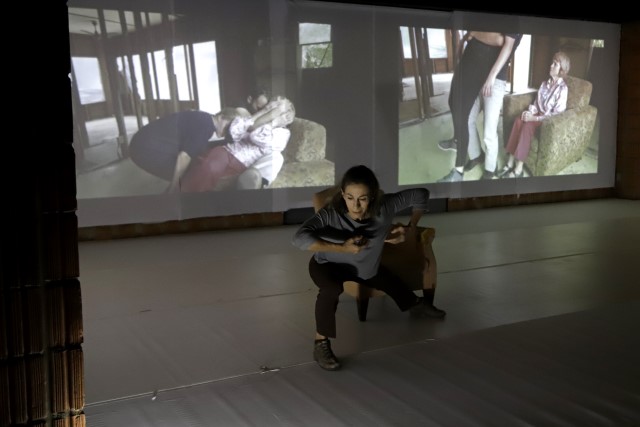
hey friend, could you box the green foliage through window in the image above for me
[299,23,332,69]
[302,43,332,68]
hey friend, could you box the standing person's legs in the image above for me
[451,74,473,161]
[447,71,457,114]
[439,43,496,182]
[438,77,480,182]
[439,70,461,151]
[482,79,507,176]
[454,72,488,169]
[466,95,483,164]
[456,41,504,166]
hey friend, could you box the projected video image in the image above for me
[398,28,603,184]
[69,2,335,199]
[68,0,619,227]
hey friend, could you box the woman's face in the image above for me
[248,94,269,113]
[549,58,562,78]
[342,183,371,221]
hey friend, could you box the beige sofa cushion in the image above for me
[284,118,327,162]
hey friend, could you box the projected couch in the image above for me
[268,117,334,188]
[502,75,598,176]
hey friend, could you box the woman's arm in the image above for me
[167,151,191,192]
[250,97,295,130]
[480,34,517,97]
[377,188,429,244]
[384,188,430,218]
[409,207,424,227]
[306,237,366,254]
[549,84,569,115]
[292,207,365,254]
[382,190,428,244]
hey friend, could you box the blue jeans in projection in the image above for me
[467,78,507,173]
[448,38,502,168]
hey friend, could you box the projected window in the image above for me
[116,56,143,105]
[401,27,447,59]
[72,57,105,105]
[117,42,220,113]
[426,29,447,58]
[192,41,221,114]
[299,23,332,68]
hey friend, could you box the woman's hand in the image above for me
[384,224,406,245]
[481,77,495,97]
[521,110,538,122]
[343,236,367,253]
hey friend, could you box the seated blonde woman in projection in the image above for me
[498,51,570,178]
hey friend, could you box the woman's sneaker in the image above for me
[410,298,447,318]
[438,138,458,151]
[314,339,341,371]
[437,168,463,183]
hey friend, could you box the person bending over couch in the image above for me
[128,108,249,193]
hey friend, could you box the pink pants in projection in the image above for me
[180,145,246,192]
[504,117,543,162]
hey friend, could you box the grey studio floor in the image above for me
[79,198,640,427]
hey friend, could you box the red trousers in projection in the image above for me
[504,117,543,162]
[180,146,246,192]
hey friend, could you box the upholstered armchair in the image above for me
[502,75,598,176]
[269,118,334,188]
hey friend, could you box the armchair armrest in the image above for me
[503,91,535,119]
[380,225,436,291]
[285,118,327,163]
[502,91,536,140]
[531,105,598,176]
